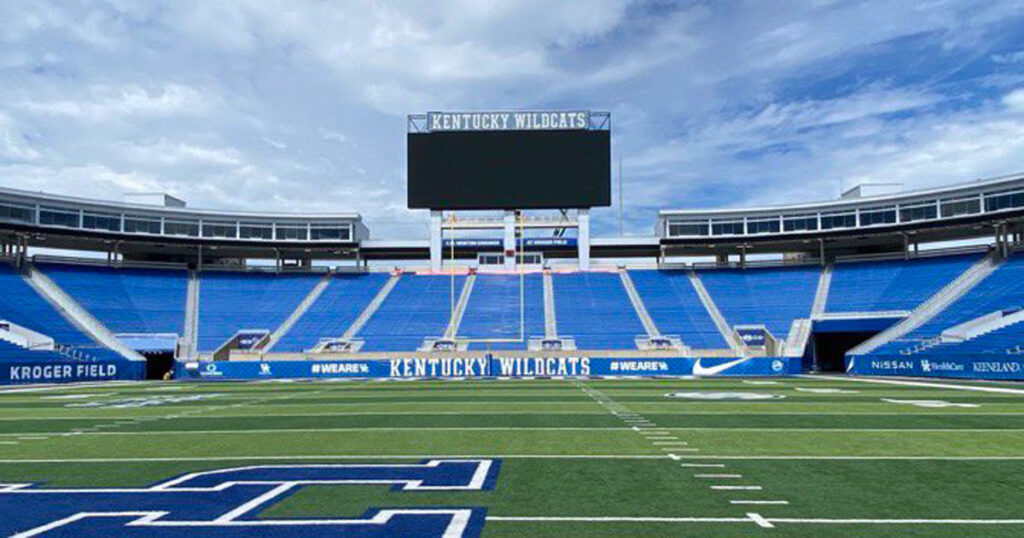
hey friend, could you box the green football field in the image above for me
[2,375,1024,536]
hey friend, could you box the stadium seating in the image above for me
[0,263,97,348]
[38,263,188,336]
[273,273,391,352]
[876,254,1024,356]
[700,265,820,341]
[629,270,727,349]
[197,271,322,352]
[357,274,467,352]
[553,272,646,349]
[0,340,67,361]
[827,254,979,313]
[460,274,545,350]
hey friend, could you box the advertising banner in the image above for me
[0,360,144,385]
[176,356,796,381]
[846,355,1024,380]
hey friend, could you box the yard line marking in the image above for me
[661,447,699,452]
[12,410,1024,419]
[815,374,1024,395]
[664,455,1024,460]
[0,441,17,445]
[711,486,762,490]
[695,474,742,478]
[16,437,47,441]
[653,441,688,445]
[732,500,789,505]
[487,516,754,523]
[748,513,774,528]
[486,515,1024,526]
[0,454,674,463]
[679,463,726,468]
[0,426,639,437]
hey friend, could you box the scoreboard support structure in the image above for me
[428,209,591,271]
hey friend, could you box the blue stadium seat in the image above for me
[553,272,645,350]
[629,270,727,349]
[0,340,67,362]
[827,254,978,313]
[197,271,322,352]
[460,274,544,350]
[0,263,122,361]
[39,263,188,336]
[357,275,466,352]
[877,254,1024,357]
[273,273,391,352]
[700,265,819,340]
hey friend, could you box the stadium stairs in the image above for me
[25,265,145,362]
[263,271,334,352]
[847,250,1003,357]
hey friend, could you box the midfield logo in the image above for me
[0,459,501,537]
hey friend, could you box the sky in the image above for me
[1,0,1023,240]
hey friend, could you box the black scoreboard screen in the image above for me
[407,126,611,210]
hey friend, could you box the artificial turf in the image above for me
[1,375,1024,536]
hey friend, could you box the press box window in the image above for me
[39,206,79,228]
[240,223,274,240]
[667,221,709,236]
[82,212,121,232]
[276,225,308,241]
[783,215,818,232]
[164,220,199,237]
[124,216,161,235]
[202,221,238,238]
[0,203,34,223]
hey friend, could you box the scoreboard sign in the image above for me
[408,110,611,210]
[426,111,590,132]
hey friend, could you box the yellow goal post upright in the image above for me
[442,211,527,351]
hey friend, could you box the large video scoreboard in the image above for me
[407,111,611,210]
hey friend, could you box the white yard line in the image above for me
[748,513,774,528]
[731,500,789,505]
[0,454,675,463]
[486,515,1024,526]
[814,375,1024,395]
[0,427,640,437]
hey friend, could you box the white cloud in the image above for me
[1004,88,1024,111]
[17,84,211,122]
[0,112,41,162]
[0,0,1023,239]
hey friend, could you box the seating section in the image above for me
[357,275,466,352]
[198,272,322,352]
[460,274,545,350]
[39,263,188,335]
[553,272,645,349]
[0,340,67,361]
[700,265,820,340]
[915,321,1024,358]
[629,270,727,349]
[875,254,1024,356]
[0,264,97,348]
[827,254,978,313]
[274,273,391,352]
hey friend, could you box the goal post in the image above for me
[445,211,527,348]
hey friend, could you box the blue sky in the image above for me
[1,0,1023,239]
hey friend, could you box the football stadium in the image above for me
[4,2,1024,537]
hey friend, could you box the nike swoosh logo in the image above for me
[692,357,749,376]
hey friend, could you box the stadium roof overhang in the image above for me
[657,172,1024,256]
[0,186,368,259]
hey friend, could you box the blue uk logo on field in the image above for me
[0,459,501,537]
